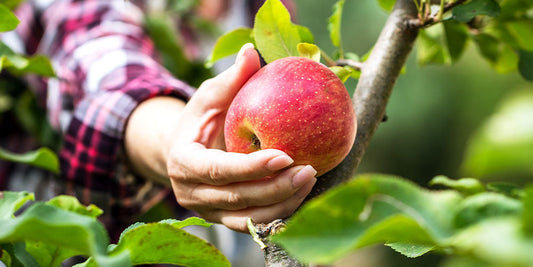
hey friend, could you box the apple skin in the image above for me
[224,56,357,177]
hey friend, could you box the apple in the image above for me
[224,56,357,177]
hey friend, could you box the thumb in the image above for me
[189,43,261,114]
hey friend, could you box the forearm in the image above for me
[124,96,186,186]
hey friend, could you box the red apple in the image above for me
[224,57,357,177]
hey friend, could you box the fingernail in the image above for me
[236,43,255,63]
[266,155,294,171]
[292,165,317,189]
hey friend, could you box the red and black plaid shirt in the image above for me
[0,0,295,238]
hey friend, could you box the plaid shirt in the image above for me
[1,0,295,239]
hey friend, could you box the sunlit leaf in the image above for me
[386,242,434,258]
[417,24,451,65]
[272,174,462,264]
[474,33,518,73]
[429,176,485,195]
[452,0,501,22]
[254,0,300,63]
[377,0,396,11]
[461,90,533,178]
[205,28,254,67]
[0,4,19,32]
[0,42,55,77]
[297,43,320,62]
[0,203,126,267]
[47,195,103,218]
[329,66,352,82]
[505,20,533,51]
[0,147,59,174]
[328,0,345,49]
[108,220,230,267]
[0,191,34,219]
[295,24,314,44]
[448,218,533,266]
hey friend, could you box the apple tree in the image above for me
[1,0,533,266]
[206,0,533,266]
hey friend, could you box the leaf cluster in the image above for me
[206,0,358,83]
[0,192,229,267]
[272,174,533,266]
[410,0,533,81]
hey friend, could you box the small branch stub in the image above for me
[250,219,307,267]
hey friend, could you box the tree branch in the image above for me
[259,0,419,265]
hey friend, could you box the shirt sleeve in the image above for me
[8,0,196,202]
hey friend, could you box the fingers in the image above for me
[178,165,317,211]
[188,43,261,114]
[169,143,296,185]
[213,179,316,233]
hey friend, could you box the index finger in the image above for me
[168,143,294,185]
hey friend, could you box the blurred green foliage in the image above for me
[294,0,531,266]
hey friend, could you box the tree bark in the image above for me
[260,0,420,266]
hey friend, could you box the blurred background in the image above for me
[294,0,531,266]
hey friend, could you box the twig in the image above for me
[407,0,468,28]
[336,59,364,71]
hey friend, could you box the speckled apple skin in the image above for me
[224,57,357,177]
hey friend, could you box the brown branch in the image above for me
[259,0,419,266]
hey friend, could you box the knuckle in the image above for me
[207,165,228,184]
[225,191,247,210]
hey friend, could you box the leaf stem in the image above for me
[336,59,364,71]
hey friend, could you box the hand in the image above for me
[166,44,317,232]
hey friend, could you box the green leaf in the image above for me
[452,0,501,23]
[518,50,533,81]
[417,24,451,65]
[328,0,345,49]
[429,176,485,195]
[0,248,12,267]
[205,28,254,67]
[108,221,230,267]
[47,195,103,218]
[486,182,524,198]
[160,217,213,228]
[461,90,533,178]
[0,147,59,174]
[297,43,320,62]
[386,242,434,258]
[329,66,352,82]
[253,0,300,63]
[443,21,469,62]
[295,25,314,44]
[0,203,125,267]
[473,33,518,73]
[505,20,533,51]
[0,4,19,32]
[377,0,397,11]
[0,191,34,219]
[271,174,462,264]
[523,185,533,234]
[144,15,212,87]
[448,218,533,266]
[0,42,55,77]
[418,21,469,65]
[453,192,522,228]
